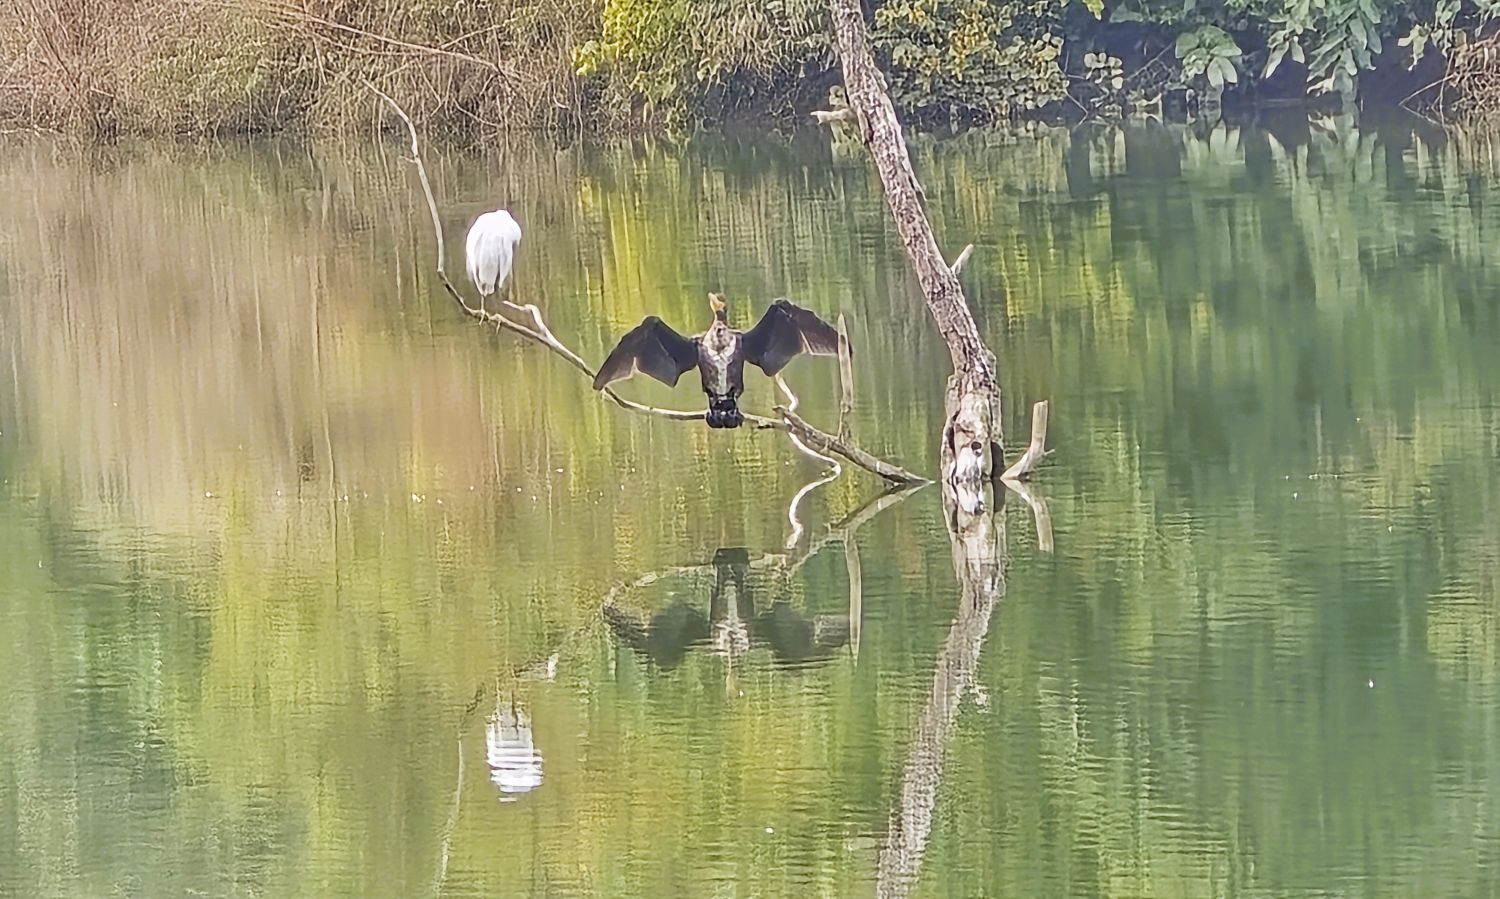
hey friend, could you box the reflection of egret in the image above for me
[464,209,522,313]
[485,699,543,800]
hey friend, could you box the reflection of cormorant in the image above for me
[708,546,753,658]
[603,547,851,668]
[752,600,850,666]
[602,600,710,670]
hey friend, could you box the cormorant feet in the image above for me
[705,398,743,429]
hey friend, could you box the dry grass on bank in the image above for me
[0,0,600,137]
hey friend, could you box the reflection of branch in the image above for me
[601,484,908,670]
[431,736,464,896]
[786,469,842,549]
[788,481,924,577]
[369,85,926,484]
[878,499,1005,898]
[1003,478,1053,553]
[602,481,924,619]
[1001,400,1049,482]
[430,680,493,896]
[778,375,842,548]
[845,532,863,658]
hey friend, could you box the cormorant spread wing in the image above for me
[741,299,844,377]
[592,317,700,390]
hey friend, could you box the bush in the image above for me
[574,0,831,128]
[872,0,1070,123]
[7,0,1500,136]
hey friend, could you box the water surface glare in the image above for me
[1,119,1498,897]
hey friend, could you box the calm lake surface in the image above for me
[1,116,1498,898]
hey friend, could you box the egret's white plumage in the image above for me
[464,209,522,308]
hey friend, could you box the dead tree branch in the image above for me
[826,0,996,380]
[812,107,857,125]
[777,408,925,484]
[827,0,1051,499]
[368,84,927,485]
[256,1,501,72]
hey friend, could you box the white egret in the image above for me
[464,208,522,311]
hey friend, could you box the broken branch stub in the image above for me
[1001,400,1048,482]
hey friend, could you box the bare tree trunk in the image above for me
[826,0,1005,493]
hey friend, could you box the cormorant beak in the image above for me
[708,293,726,319]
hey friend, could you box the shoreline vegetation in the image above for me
[5,0,1500,139]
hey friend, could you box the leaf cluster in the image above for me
[573,0,831,127]
[871,0,1069,123]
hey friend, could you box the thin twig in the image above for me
[776,375,839,472]
[1401,71,1460,108]
[253,0,501,72]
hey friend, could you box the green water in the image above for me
[0,116,1497,898]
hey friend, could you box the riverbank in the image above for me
[1,0,1491,139]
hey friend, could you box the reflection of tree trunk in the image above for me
[876,497,1006,898]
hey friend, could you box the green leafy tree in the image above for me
[872,0,1069,122]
